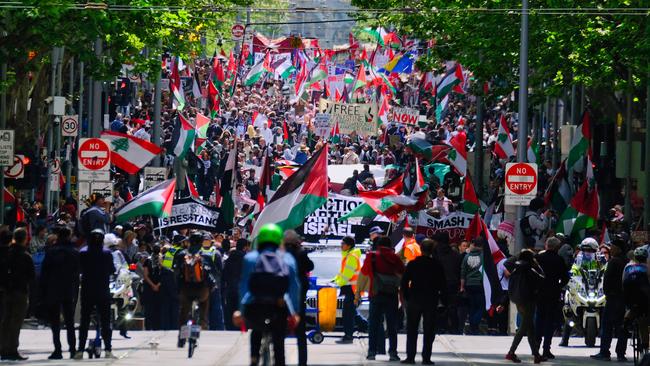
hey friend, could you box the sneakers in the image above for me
[105,351,117,359]
[590,353,612,361]
[389,354,401,362]
[120,330,131,339]
[48,351,63,360]
[533,355,547,364]
[335,337,353,344]
[73,352,83,360]
[505,353,522,363]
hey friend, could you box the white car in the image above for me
[304,248,369,342]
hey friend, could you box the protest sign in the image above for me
[416,211,475,243]
[299,193,388,243]
[318,98,376,136]
[389,107,419,125]
[313,113,331,137]
[155,197,226,232]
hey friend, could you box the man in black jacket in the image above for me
[283,230,314,366]
[401,239,447,365]
[223,238,249,330]
[534,236,569,359]
[40,226,80,359]
[433,232,462,334]
[591,237,629,362]
[0,228,34,361]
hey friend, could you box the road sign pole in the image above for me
[153,39,162,167]
[514,0,529,256]
[0,61,6,225]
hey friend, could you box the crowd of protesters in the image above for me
[0,47,648,365]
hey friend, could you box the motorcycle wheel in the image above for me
[585,317,597,347]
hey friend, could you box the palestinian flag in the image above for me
[567,111,591,173]
[556,179,599,240]
[436,94,449,122]
[463,174,480,214]
[359,27,388,47]
[338,202,378,222]
[407,137,449,161]
[170,114,195,160]
[252,111,269,128]
[251,144,329,238]
[495,114,515,159]
[308,59,328,85]
[544,160,571,214]
[290,61,308,104]
[353,62,367,91]
[219,142,237,227]
[187,175,200,198]
[378,94,390,125]
[436,64,463,99]
[447,132,467,176]
[195,113,210,138]
[422,71,435,91]
[330,119,340,144]
[344,72,354,84]
[465,212,506,310]
[244,52,270,86]
[171,57,185,110]
[114,179,176,223]
[100,131,163,174]
[272,55,295,79]
[527,138,540,164]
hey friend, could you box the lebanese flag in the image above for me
[495,114,515,159]
[187,175,200,198]
[100,131,163,174]
[114,179,176,223]
[252,111,270,128]
[465,212,506,310]
[251,144,328,238]
[447,132,467,176]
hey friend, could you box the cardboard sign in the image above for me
[313,113,331,137]
[389,107,419,125]
[318,98,377,136]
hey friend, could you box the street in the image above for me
[11,330,634,365]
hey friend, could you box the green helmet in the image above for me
[257,223,283,247]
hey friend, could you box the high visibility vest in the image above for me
[162,244,181,269]
[403,238,421,263]
[334,248,362,292]
[200,246,217,260]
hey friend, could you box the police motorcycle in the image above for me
[563,238,606,347]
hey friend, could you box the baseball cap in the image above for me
[369,226,384,235]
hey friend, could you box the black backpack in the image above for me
[519,213,536,247]
[249,251,290,302]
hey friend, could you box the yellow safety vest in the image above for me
[162,245,182,269]
[334,248,362,291]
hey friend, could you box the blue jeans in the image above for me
[600,296,627,357]
[368,293,399,357]
[465,286,484,334]
[209,288,225,330]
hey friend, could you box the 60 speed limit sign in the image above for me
[62,115,79,137]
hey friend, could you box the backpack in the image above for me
[182,254,205,284]
[248,251,290,302]
[371,253,401,296]
[508,262,540,305]
[519,213,536,247]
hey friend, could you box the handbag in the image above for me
[370,252,400,296]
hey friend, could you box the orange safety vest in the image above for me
[403,238,421,263]
[335,248,361,292]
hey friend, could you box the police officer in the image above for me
[159,235,186,330]
[75,229,116,360]
[199,232,224,330]
[333,236,366,344]
[174,232,218,347]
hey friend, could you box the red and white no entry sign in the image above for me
[78,138,111,171]
[505,162,538,206]
[231,24,245,40]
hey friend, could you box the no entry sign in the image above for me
[78,138,110,171]
[505,162,538,206]
[231,24,245,40]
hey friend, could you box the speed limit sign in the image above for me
[62,115,79,137]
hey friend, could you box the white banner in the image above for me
[318,98,377,136]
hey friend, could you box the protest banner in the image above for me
[299,193,388,243]
[318,98,377,136]
[416,211,475,243]
[154,197,226,232]
[389,106,419,125]
[313,113,331,137]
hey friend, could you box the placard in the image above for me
[144,167,167,189]
[0,130,15,166]
[389,107,419,125]
[318,98,376,136]
[313,113,331,137]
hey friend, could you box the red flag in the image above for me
[187,176,200,198]
[283,119,290,142]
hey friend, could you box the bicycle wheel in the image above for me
[188,339,195,358]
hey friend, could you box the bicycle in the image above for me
[180,300,201,358]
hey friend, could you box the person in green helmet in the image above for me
[232,223,301,366]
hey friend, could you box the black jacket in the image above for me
[508,260,544,305]
[603,255,628,298]
[6,244,35,293]
[79,245,115,299]
[287,249,314,302]
[223,249,246,295]
[401,255,447,306]
[435,243,461,294]
[40,241,80,304]
[536,250,569,303]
